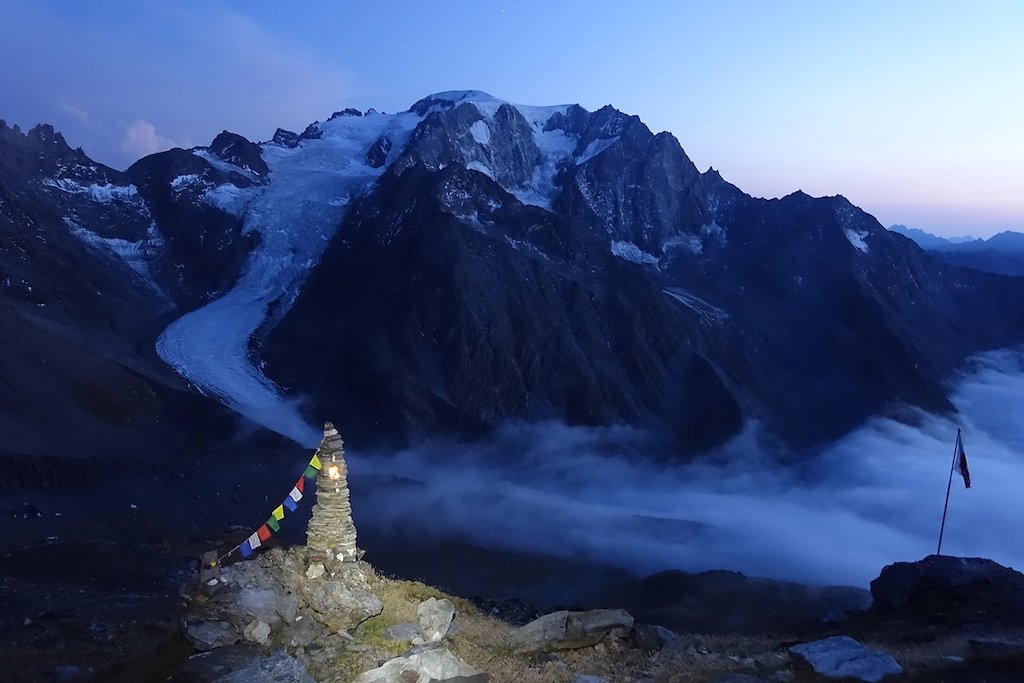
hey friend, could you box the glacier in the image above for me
[154,92,593,444]
[156,111,422,446]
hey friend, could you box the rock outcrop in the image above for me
[870,555,1024,626]
[510,609,635,654]
[184,546,382,641]
[789,636,902,682]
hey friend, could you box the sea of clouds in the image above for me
[348,349,1024,588]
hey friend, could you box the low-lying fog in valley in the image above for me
[347,349,1024,587]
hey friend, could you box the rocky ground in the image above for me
[4,527,1023,683]
[4,446,1024,683]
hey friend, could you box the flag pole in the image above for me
[936,428,961,556]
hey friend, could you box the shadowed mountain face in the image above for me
[262,94,1024,453]
[0,121,256,479]
[3,92,1024,466]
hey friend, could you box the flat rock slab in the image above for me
[355,647,479,683]
[511,609,634,654]
[218,649,314,683]
[385,622,423,643]
[181,618,240,651]
[790,636,902,682]
[173,645,313,682]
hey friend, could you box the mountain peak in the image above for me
[408,90,504,116]
[426,89,500,104]
[27,123,69,148]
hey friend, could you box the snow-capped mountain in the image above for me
[258,93,1024,451]
[4,92,1024,463]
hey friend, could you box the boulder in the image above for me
[418,597,456,643]
[181,618,240,651]
[510,609,634,654]
[243,619,272,645]
[355,647,479,683]
[789,636,902,682]
[199,550,221,585]
[871,555,1024,626]
[631,623,676,652]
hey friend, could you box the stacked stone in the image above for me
[305,422,358,564]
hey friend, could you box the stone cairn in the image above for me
[305,422,359,565]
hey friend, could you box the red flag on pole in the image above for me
[957,435,972,489]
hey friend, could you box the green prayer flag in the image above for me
[266,516,281,533]
[303,465,317,479]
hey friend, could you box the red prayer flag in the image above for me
[257,524,272,542]
[296,477,305,493]
[958,436,971,489]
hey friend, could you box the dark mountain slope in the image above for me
[125,132,266,307]
[263,163,743,451]
[264,95,1024,453]
[0,121,249,480]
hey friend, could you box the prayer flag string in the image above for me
[216,449,320,563]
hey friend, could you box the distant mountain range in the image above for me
[889,224,1024,276]
[3,91,1024,478]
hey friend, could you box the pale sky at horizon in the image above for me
[1,1,1021,238]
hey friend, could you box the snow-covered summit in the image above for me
[422,89,501,104]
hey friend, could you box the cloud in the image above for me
[0,1,358,168]
[59,103,96,127]
[347,348,1024,588]
[120,119,182,157]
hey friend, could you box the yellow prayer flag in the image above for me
[310,454,323,471]
[272,505,285,521]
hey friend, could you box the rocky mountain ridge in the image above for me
[0,120,247,471]
[890,224,1024,276]
[3,92,1024,463]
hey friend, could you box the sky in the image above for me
[1,1,1021,237]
